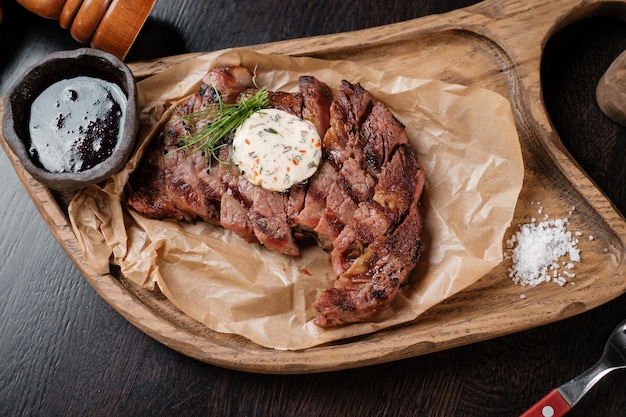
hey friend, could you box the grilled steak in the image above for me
[127,66,425,327]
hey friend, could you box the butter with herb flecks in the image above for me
[232,108,322,192]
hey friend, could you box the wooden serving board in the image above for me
[3,0,626,374]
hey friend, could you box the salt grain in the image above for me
[506,206,581,287]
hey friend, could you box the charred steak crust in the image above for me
[127,66,426,328]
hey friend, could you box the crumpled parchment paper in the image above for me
[68,49,523,350]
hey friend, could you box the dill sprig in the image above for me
[174,86,270,161]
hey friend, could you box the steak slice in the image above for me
[127,66,425,328]
[299,75,333,137]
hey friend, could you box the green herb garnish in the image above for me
[173,86,270,161]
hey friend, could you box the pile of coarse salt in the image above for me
[505,203,581,287]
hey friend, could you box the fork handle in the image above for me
[519,389,572,417]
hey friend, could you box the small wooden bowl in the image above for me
[2,48,139,192]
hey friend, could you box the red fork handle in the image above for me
[519,389,572,417]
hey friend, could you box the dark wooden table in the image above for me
[2,1,626,416]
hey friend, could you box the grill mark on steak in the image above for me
[293,160,334,233]
[217,147,258,244]
[127,66,425,328]
[202,66,253,104]
[269,90,303,117]
[251,189,298,256]
[299,75,333,138]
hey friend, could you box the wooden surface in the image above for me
[6,0,626,373]
[2,0,626,415]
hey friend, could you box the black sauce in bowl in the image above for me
[28,76,126,173]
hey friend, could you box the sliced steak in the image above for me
[312,83,426,326]
[313,178,425,327]
[316,143,426,326]
[127,66,425,328]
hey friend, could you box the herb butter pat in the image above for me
[232,108,322,191]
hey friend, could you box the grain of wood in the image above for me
[2,0,626,375]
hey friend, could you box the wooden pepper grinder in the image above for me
[15,0,156,59]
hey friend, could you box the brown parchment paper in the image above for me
[68,49,523,350]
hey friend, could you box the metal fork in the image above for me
[520,318,626,417]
